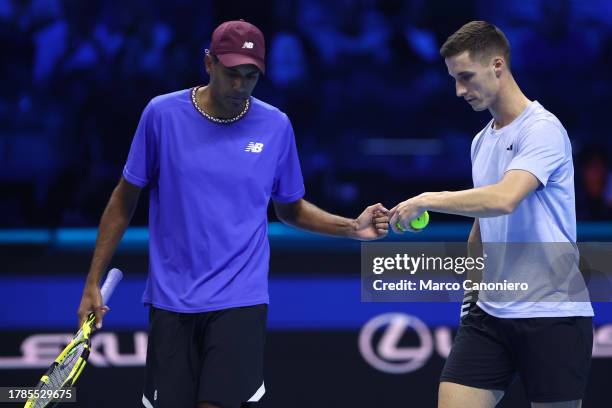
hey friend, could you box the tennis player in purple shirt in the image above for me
[77,20,389,408]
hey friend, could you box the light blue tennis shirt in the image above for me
[123,89,305,312]
[471,101,593,318]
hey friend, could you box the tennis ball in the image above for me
[395,211,430,232]
[410,211,429,230]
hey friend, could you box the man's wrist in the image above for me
[415,194,432,214]
[348,218,360,239]
[85,268,104,286]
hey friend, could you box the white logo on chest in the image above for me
[245,142,264,153]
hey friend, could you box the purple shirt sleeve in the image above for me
[122,100,159,187]
[271,115,305,203]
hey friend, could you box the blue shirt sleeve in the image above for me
[271,115,305,203]
[122,100,159,187]
[505,120,569,189]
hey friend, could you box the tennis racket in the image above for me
[24,268,123,408]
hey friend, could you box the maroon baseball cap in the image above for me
[209,20,266,74]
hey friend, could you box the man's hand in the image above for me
[353,203,389,240]
[389,194,428,233]
[77,282,109,330]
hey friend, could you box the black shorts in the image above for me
[440,304,593,403]
[143,304,267,408]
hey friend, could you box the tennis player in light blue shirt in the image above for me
[390,20,593,408]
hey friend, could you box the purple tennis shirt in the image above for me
[123,88,305,312]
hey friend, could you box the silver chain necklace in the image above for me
[191,86,250,124]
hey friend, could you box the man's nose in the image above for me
[232,77,246,92]
[455,81,467,97]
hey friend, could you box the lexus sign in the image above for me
[359,313,435,374]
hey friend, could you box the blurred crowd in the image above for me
[1,0,612,227]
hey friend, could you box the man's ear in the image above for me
[493,57,504,78]
[204,53,212,75]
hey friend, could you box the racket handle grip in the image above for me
[100,268,123,304]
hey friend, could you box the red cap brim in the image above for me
[217,53,265,74]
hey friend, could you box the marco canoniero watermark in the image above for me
[361,242,612,302]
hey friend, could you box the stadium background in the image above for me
[1,0,612,406]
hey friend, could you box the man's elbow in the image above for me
[497,196,520,215]
[493,171,539,216]
[497,204,513,215]
[274,201,301,224]
[276,211,294,225]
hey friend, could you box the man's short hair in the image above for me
[440,21,511,68]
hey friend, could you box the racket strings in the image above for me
[50,342,86,386]
[30,342,87,408]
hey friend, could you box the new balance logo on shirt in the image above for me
[245,142,264,153]
[242,41,254,49]
[506,144,513,151]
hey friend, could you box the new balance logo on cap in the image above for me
[209,20,266,73]
[245,142,264,153]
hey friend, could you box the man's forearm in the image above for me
[86,183,140,285]
[420,184,515,218]
[278,200,358,238]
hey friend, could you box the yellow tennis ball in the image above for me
[396,211,430,232]
[410,211,429,230]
